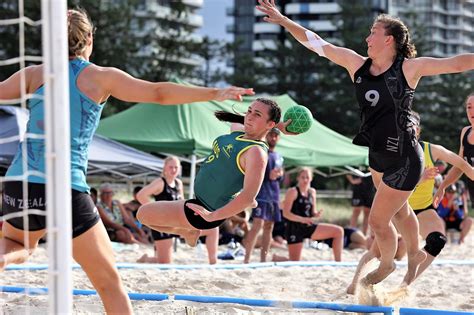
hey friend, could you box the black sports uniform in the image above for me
[353,55,423,191]
[462,127,474,206]
[285,187,318,245]
[151,178,181,241]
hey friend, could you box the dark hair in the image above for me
[411,111,420,127]
[465,92,474,107]
[215,98,281,124]
[374,14,417,58]
[446,184,457,193]
[90,187,97,196]
[133,186,143,195]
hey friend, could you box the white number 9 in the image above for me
[365,90,380,107]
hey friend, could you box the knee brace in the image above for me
[424,232,447,257]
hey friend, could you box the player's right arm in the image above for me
[431,143,474,180]
[433,128,468,207]
[282,188,314,224]
[136,178,164,205]
[256,0,365,79]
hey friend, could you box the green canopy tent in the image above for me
[97,94,368,197]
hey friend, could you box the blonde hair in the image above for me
[163,156,181,177]
[297,167,313,177]
[164,156,180,166]
[68,8,94,57]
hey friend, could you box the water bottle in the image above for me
[303,238,310,249]
[228,238,237,250]
[275,156,284,169]
[316,242,329,250]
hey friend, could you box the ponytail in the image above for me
[215,111,244,124]
[215,97,281,124]
[399,34,417,59]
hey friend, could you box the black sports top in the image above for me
[352,55,417,156]
[463,127,474,167]
[290,187,313,218]
[153,177,180,201]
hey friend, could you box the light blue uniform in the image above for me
[7,58,104,192]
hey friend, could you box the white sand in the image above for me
[1,233,473,314]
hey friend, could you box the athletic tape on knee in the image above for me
[424,231,447,257]
[303,30,329,57]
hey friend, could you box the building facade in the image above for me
[390,0,473,57]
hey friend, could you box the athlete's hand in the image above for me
[275,120,298,135]
[256,0,286,25]
[187,203,217,222]
[420,167,438,182]
[269,168,283,180]
[300,217,315,225]
[314,209,323,218]
[433,187,445,208]
[251,199,258,208]
[215,86,254,102]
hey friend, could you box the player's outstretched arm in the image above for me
[256,0,365,78]
[101,67,254,105]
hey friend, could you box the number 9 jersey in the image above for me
[352,55,417,157]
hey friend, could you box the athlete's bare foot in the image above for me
[182,230,201,247]
[137,254,158,263]
[346,282,357,295]
[363,261,396,285]
[402,250,427,285]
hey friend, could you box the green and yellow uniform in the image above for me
[194,131,268,211]
[409,141,435,211]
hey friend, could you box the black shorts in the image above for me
[272,219,287,238]
[467,181,474,208]
[183,198,225,230]
[285,221,318,245]
[351,191,374,208]
[413,204,433,216]
[445,219,463,231]
[151,229,177,241]
[2,181,100,238]
[369,143,423,191]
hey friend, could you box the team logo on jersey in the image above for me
[223,144,233,157]
[356,77,362,84]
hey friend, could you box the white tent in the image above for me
[0,106,163,181]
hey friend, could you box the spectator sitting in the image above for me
[97,183,148,244]
[220,211,249,245]
[90,187,98,205]
[123,186,143,218]
[437,184,473,244]
[322,227,367,250]
[273,167,344,262]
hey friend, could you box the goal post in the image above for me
[41,0,73,313]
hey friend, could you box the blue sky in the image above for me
[197,0,233,41]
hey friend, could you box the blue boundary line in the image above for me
[0,285,392,314]
[2,285,471,314]
[5,259,474,271]
[0,286,168,301]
